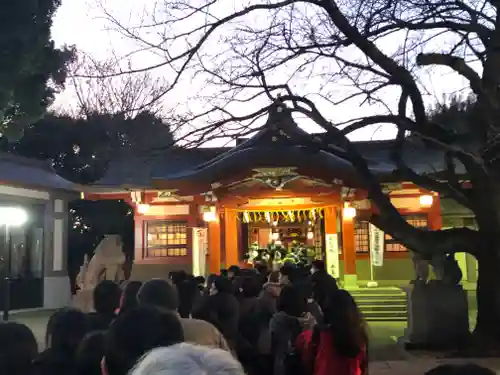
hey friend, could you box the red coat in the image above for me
[296,330,366,375]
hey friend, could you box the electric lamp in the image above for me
[0,207,28,227]
[419,195,433,207]
[202,206,217,222]
[137,204,150,214]
[343,203,356,220]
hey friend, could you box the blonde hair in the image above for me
[129,343,245,375]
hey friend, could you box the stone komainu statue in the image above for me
[73,235,126,312]
[411,250,462,286]
[430,253,463,286]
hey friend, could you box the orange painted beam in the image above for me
[428,195,442,230]
[208,219,221,274]
[342,217,357,275]
[223,203,339,211]
[84,192,130,201]
[218,186,340,199]
[224,209,239,267]
[324,206,337,234]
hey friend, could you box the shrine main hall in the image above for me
[85,103,477,288]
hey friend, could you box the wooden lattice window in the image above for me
[354,220,370,253]
[145,221,188,258]
[385,214,428,252]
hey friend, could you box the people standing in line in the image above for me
[279,265,298,286]
[117,280,143,315]
[270,284,316,375]
[137,278,230,351]
[87,280,121,331]
[310,260,339,312]
[102,307,184,375]
[129,343,246,375]
[178,279,201,318]
[296,290,368,375]
[75,331,106,375]
[34,308,89,375]
[237,276,274,375]
[192,276,240,352]
[227,265,241,281]
[0,322,38,375]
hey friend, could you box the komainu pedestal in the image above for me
[404,281,470,350]
[72,235,126,312]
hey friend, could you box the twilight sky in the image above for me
[51,0,472,142]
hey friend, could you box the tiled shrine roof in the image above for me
[95,139,462,189]
[94,101,465,189]
[0,152,78,191]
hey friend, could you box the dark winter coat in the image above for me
[191,292,240,350]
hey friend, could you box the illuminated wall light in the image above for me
[203,206,217,222]
[307,231,314,240]
[0,207,29,227]
[272,232,280,241]
[419,194,434,207]
[342,203,356,220]
[137,204,150,214]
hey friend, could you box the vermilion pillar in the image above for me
[342,208,358,289]
[428,194,442,230]
[323,206,338,277]
[224,209,239,268]
[208,217,221,274]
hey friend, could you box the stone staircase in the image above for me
[349,287,407,322]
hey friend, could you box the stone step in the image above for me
[348,287,404,295]
[354,295,407,302]
[364,315,407,322]
[362,309,407,317]
[357,304,407,312]
[350,288,408,322]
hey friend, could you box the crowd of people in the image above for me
[0,260,495,375]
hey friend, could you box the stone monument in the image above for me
[73,235,126,312]
[404,252,470,350]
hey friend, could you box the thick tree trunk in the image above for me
[474,246,500,347]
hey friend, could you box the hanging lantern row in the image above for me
[241,208,325,223]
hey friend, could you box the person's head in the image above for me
[93,280,121,315]
[279,265,297,285]
[137,279,179,311]
[425,364,496,375]
[119,281,143,315]
[194,276,205,287]
[75,331,106,375]
[227,265,240,279]
[323,290,367,358]
[311,260,326,274]
[0,322,38,374]
[241,276,261,298]
[210,276,233,295]
[206,274,217,288]
[255,263,269,277]
[103,307,184,375]
[277,285,307,317]
[169,271,188,286]
[46,308,89,354]
[177,280,201,318]
[129,343,245,375]
[268,271,280,283]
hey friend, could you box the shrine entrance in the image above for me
[241,208,325,266]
